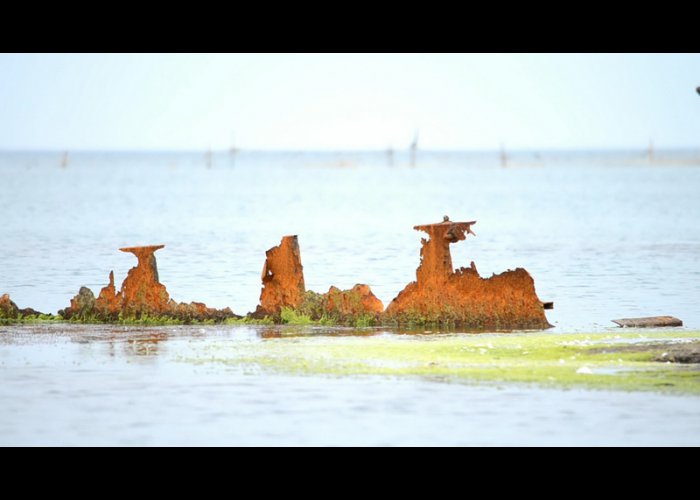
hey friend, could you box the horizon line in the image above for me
[2,146,700,154]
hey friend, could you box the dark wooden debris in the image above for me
[612,316,683,328]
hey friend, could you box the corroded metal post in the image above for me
[414,216,476,284]
[254,235,306,317]
[60,244,237,322]
[119,245,170,315]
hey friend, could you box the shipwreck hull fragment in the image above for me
[253,235,306,318]
[118,245,171,316]
[0,293,46,319]
[383,217,551,329]
[253,236,383,323]
[60,245,237,322]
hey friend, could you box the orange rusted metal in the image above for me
[325,284,384,319]
[0,293,19,318]
[60,245,236,322]
[384,217,551,329]
[414,217,477,284]
[253,236,384,322]
[47,217,551,329]
[254,235,306,317]
[94,270,121,317]
[118,245,170,315]
[0,293,45,318]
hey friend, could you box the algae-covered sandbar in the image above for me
[3,323,700,446]
[178,329,700,394]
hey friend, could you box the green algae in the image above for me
[0,313,268,327]
[280,307,314,325]
[180,330,700,394]
[0,313,61,326]
[224,315,275,326]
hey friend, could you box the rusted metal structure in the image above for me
[383,216,552,329]
[253,235,383,322]
[60,245,236,322]
[8,217,559,329]
[254,235,306,318]
[118,245,171,316]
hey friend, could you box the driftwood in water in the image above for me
[612,316,683,328]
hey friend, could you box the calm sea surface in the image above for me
[1,150,700,446]
[2,324,700,446]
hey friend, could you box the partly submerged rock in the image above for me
[383,217,551,329]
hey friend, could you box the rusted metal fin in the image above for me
[119,244,165,254]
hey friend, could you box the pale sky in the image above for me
[0,53,699,151]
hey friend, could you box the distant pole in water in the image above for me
[205,147,212,168]
[499,143,508,167]
[61,151,69,168]
[409,130,419,167]
[386,146,394,166]
[696,86,700,96]
[229,132,238,166]
[229,147,237,167]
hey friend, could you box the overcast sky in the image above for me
[1,53,699,151]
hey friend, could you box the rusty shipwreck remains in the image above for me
[0,293,44,319]
[59,245,236,322]
[251,218,549,329]
[2,216,556,329]
[254,236,306,317]
[383,217,552,329]
[253,235,384,323]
